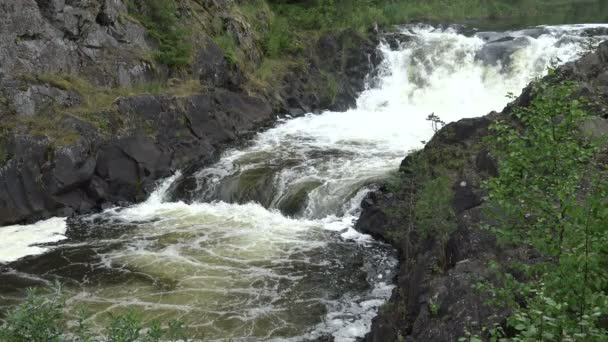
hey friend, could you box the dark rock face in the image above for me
[274,28,381,114]
[358,41,608,342]
[196,40,244,91]
[0,89,276,225]
[0,0,155,88]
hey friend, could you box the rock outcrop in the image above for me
[0,0,381,226]
[358,41,608,342]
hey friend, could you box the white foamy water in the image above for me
[0,217,67,263]
[1,23,607,341]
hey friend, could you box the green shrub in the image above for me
[264,16,300,58]
[127,0,191,68]
[483,79,608,340]
[415,175,456,243]
[0,286,189,342]
[0,286,64,342]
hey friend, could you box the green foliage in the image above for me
[0,286,190,342]
[429,295,440,316]
[264,16,301,58]
[127,0,191,68]
[483,80,608,340]
[212,33,240,66]
[20,73,200,141]
[0,286,64,342]
[415,175,456,242]
[269,0,608,36]
[107,311,142,342]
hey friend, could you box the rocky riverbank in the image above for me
[357,41,608,341]
[0,0,381,226]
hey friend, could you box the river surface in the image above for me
[1,23,607,341]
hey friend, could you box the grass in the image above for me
[248,57,306,92]
[0,74,203,148]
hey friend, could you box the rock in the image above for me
[196,40,244,91]
[475,36,531,70]
[96,0,125,26]
[0,0,156,87]
[382,32,414,50]
[582,27,608,37]
[6,84,80,117]
[452,179,482,215]
[475,149,498,177]
[354,191,390,241]
[579,116,608,140]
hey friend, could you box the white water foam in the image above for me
[0,217,67,263]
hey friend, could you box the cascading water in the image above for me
[1,23,607,341]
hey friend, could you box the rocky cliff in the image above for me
[0,0,381,225]
[357,41,608,341]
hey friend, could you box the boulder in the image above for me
[475,36,531,70]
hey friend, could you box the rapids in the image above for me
[1,23,607,341]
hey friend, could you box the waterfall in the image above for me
[1,23,607,341]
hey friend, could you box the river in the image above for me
[1,23,607,341]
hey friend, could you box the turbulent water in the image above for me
[1,24,607,341]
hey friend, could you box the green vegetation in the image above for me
[126,0,192,68]
[20,73,199,139]
[384,143,458,270]
[479,79,608,340]
[0,285,189,342]
[212,33,241,66]
[415,176,456,246]
[269,0,607,34]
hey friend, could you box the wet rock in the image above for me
[475,36,531,70]
[382,32,414,50]
[582,27,608,37]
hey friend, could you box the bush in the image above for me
[0,287,64,342]
[127,0,191,68]
[0,285,189,342]
[483,79,608,340]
